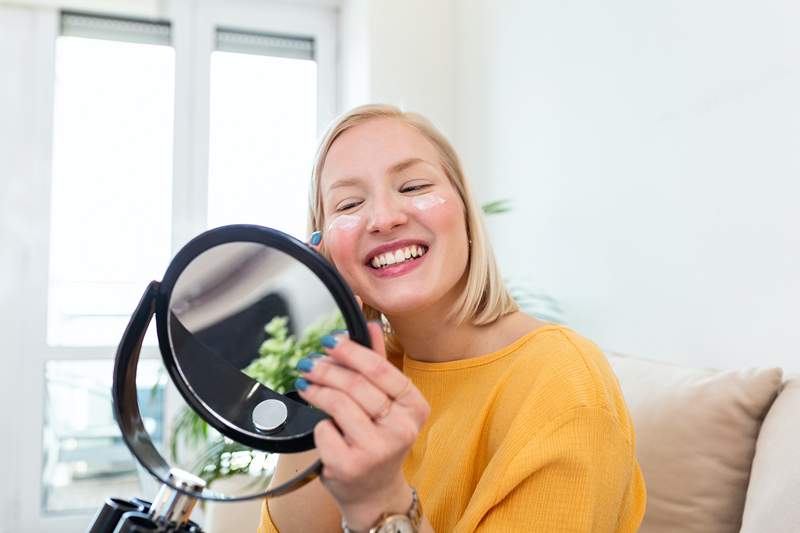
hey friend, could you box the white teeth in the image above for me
[370,245,428,269]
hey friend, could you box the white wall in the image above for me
[339,0,457,138]
[453,1,800,371]
[351,1,800,372]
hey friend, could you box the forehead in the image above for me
[320,118,441,190]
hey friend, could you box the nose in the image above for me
[365,192,408,234]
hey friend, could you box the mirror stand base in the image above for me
[87,483,205,533]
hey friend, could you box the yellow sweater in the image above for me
[260,324,646,532]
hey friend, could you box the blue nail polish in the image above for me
[296,358,314,372]
[295,378,310,391]
[321,334,338,348]
[310,231,322,245]
[308,351,324,359]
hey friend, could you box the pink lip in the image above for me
[366,248,428,279]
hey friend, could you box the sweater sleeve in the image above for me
[257,498,278,533]
[472,406,643,533]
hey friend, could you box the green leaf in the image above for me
[481,199,512,215]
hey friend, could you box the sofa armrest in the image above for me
[740,377,800,532]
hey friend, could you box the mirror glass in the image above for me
[165,241,343,499]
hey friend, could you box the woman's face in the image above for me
[319,117,470,318]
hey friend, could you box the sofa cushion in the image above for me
[740,377,800,532]
[606,353,782,533]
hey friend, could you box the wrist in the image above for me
[341,479,413,531]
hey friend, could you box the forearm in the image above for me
[266,451,341,532]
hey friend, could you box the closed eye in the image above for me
[400,183,432,193]
[336,200,362,212]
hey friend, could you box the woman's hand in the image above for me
[295,323,430,529]
[299,231,431,529]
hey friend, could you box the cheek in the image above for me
[324,214,364,272]
[410,193,466,237]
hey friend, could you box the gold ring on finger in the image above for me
[391,378,412,401]
[372,397,392,421]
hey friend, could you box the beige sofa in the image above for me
[607,352,800,533]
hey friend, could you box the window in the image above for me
[207,28,318,237]
[43,11,173,515]
[1,2,336,530]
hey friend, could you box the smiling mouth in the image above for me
[368,244,429,270]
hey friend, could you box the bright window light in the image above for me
[48,35,174,346]
[207,38,317,239]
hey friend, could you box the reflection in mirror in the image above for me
[165,241,343,498]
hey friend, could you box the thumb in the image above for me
[367,320,387,358]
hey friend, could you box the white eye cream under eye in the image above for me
[412,194,446,211]
[327,214,362,232]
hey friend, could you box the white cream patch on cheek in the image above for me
[411,194,446,211]
[326,214,362,233]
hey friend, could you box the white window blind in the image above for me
[60,11,170,45]
[215,27,313,60]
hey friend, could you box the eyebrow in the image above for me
[327,157,433,191]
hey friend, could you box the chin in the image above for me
[365,293,432,316]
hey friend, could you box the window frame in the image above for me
[1,0,338,530]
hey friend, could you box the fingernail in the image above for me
[310,231,322,245]
[296,358,314,372]
[308,351,325,359]
[294,378,310,391]
[321,334,338,348]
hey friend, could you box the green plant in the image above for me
[243,312,345,393]
[481,198,513,215]
[169,310,344,485]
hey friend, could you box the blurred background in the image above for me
[0,0,797,531]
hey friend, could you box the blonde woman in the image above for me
[258,105,646,532]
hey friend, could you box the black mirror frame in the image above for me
[113,224,371,501]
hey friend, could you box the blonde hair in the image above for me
[308,104,517,354]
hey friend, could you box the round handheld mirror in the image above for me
[113,224,370,502]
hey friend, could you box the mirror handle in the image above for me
[113,281,171,480]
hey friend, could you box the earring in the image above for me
[381,314,392,335]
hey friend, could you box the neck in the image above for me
[386,280,501,362]
[388,309,484,363]
[383,274,476,362]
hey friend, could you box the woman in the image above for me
[259,105,646,532]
